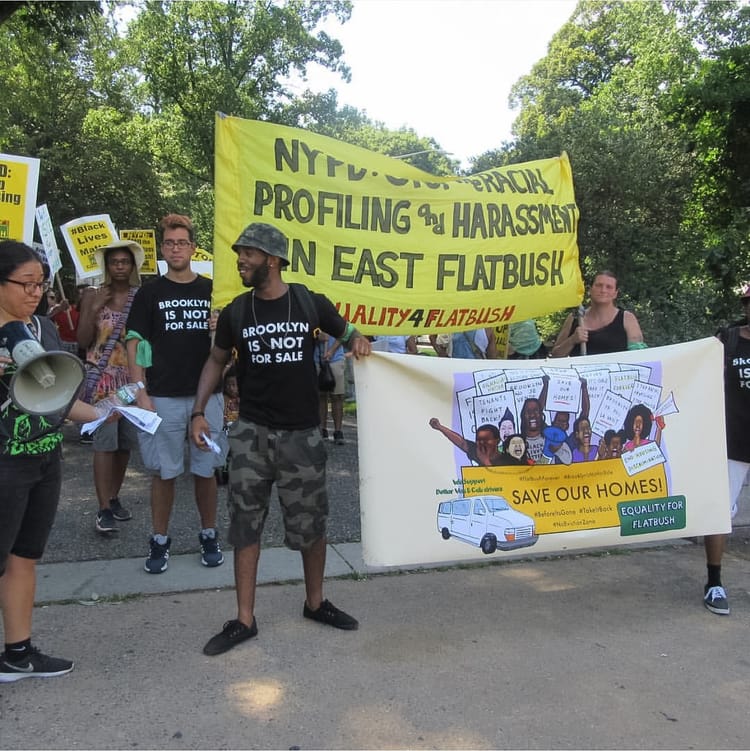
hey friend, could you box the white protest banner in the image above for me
[35,204,63,276]
[356,338,729,568]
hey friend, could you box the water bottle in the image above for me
[94,381,144,418]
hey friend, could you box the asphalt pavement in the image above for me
[3,416,750,749]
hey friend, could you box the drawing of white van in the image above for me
[436,495,538,554]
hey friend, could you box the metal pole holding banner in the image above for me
[578,305,587,356]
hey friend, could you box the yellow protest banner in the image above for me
[60,214,117,280]
[214,116,584,334]
[120,229,157,275]
[356,337,729,567]
[0,153,40,245]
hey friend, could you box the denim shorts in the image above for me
[0,446,62,575]
[137,393,226,480]
[227,419,328,551]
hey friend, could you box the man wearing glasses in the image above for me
[126,214,225,574]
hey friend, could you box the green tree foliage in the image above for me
[676,41,750,313]
[0,4,162,288]
[491,0,749,344]
[124,1,352,193]
[0,1,100,36]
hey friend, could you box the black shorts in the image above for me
[0,446,62,575]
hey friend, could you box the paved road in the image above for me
[6,544,750,750]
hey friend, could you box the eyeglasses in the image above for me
[107,257,134,266]
[162,239,193,250]
[2,278,51,295]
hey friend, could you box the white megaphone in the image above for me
[0,321,85,415]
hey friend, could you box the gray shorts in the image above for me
[93,415,139,452]
[329,359,345,396]
[137,393,226,480]
[228,419,328,551]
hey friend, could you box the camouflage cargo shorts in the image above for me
[227,419,328,551]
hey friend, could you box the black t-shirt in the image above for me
[215,286,346,430]
[723,330,750,462]
[126,276,213,397]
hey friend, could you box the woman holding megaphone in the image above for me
[0,240,104,683]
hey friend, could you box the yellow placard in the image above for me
[120,229,157,275]
[213,116,584,333]
[0,153,40,245]
[60,214,118,280]
[493,324,510,358]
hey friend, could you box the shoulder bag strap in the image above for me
[84,287,137,401]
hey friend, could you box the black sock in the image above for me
[706,564,722,589]
[4,638,31,661]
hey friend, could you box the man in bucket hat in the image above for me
[78,240,145,534]
[191,222,371,656]
[702,282,750,615]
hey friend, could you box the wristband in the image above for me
[190,411,205,420]
[339,322,355,344]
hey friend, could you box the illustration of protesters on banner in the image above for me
[537,426,571,464]
[539,374,590,462]
[621,403,664,452]
[519,397,547,462]
[498,407,516,443]
[570,416,599,462]
[597,429,625,460]
[429,417,503,467]
[498,434,533,465]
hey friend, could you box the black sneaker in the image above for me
[303,599,359,630]
[704,585,730,615]
[109,497,132,521]
[199,530,224,567]
[321,428,329,439]
[95,508,118,534]
[333,430,345,445]
[144,536,171,574]
[203,618,258,656]
[79,433,93,445]
[0,647,74,683]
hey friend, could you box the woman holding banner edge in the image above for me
[550,270,645,357]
